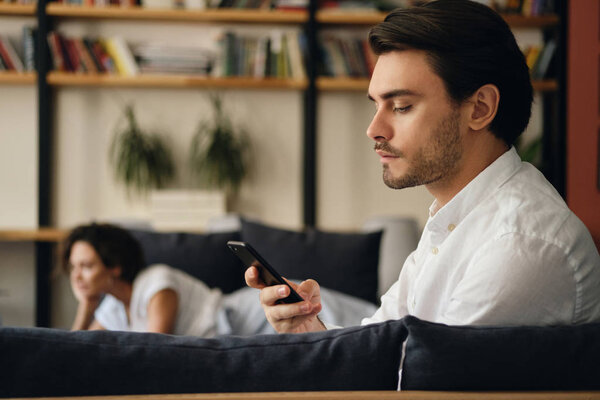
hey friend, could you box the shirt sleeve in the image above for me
[439,232,577,326]
[131,265,181,322]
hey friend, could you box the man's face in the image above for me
[367,50,466,190]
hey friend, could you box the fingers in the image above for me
[259,279,322,332]
[296,279,321,302]
[268,299,320,322]
[246,273,325,333]
[244,266,265,289]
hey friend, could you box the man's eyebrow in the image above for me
[367,89,422,101]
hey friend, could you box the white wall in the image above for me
[0,19,544,328]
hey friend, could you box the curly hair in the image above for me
[62,223,145,283]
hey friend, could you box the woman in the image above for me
[64,223,377,336]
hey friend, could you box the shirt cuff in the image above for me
[322,321,341,330]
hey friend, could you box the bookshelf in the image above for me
[33,4,562,93]
[46,4,308,23]
[46,72,308,89]
[0,3,37,84]
[0,2,36,16]
[0,228,67,243]
[0,0,566,328]
[316,77,559,93]
[0,71,37,84]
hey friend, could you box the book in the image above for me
[58,34,75,72]
[0,40,16,71]
[524,45,541,71]
[22,26,36,72]
[103,36,139,76]
[532,38,556,79]
[63,37,83,73]
[0,35,24,72]
[74,38,98,74]
[47,32,63,71]
[83,38,108,73]
[133,43,214,75]
[253,35,268,78]
[285,31,306,80]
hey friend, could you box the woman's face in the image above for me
[69,241,116,297]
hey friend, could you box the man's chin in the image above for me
[382,167,424,190]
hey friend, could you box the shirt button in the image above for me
[448,223,456,232]
[431,247,439,255]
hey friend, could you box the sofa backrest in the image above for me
[401,316,600,391]
[0,320,407,398]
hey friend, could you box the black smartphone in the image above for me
[227,240,304,304]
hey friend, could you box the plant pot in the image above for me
[150,189,226,232]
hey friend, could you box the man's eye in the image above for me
[393,105,412,113]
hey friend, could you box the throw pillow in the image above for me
[129,230,244,294]
[240,219,382,304]
[0,320,406,397]
[401,316,600,390]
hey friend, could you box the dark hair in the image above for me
[62,223,145,284]
[369,0,533,146]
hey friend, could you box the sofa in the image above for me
[1,316,599,398]
[1,216,599,398]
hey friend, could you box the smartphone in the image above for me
[227,240,304,304]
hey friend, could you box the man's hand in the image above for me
[245,266,326,333]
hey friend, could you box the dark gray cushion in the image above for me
[401,316,600,391]
[240,220,382,304]
[129,230,244,294]
[0,320,406,398]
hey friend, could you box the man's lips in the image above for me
[376,150,400,163]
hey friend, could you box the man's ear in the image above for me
[468,84,499,132]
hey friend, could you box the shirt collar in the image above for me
[426,147,522,234]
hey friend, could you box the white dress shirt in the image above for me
[363,147,600,327]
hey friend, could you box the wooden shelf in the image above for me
[502,14,560,28]
[532,79,559,92]
[316,9,559,28]
[316,10,386,25]
[0,228,67,243]
[0,71,37,84]
[0,2,36,16]
[46,72,308,89]
[317,77,558,92]
[0,72,556,94]
[316,76,370,91]
[46,4,307,23]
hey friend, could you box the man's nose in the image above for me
[366,109,391,142]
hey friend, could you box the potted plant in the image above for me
[188,93,249,200]
[109,104,175,196]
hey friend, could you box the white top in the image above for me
[95,264,223,337]
[363,147,600,327]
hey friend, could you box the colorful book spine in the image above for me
[0,35,24,72]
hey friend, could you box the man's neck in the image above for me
[427,136,509,210]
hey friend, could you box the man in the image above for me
[246,0,600,333]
